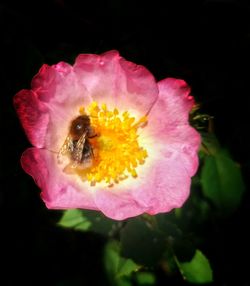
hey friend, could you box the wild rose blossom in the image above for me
[14,50,201,220]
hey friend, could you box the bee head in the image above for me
[70,115,90,139]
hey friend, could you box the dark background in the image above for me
[1,0,249,285]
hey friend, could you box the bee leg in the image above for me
[87,126,99,138]
[88,134,98,138]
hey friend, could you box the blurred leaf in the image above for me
[117,258,139,278]
[174,192,211,228]
[161,250,179,275]
[104,241,139,286]
[200,132,220,155]
[57,209,91,231]
[121,218,166,266]
[156,213,182,238]
[156,214,196,262]
[135,272,156,285]
[114,279,132,286]
[174,207,183,219]
[81,210,121,236]
[176,250,213,284]
[201,149,245,214]
[58,209,121,236]
[173,237,196,263]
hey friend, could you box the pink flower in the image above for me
[14,50,201,220]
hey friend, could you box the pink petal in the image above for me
[93,78,201,220]
[74,50,158,115]
[160,125,201,176]
[148,78,195,131]
[21,148,97,210]
[32,62,92,107]
[13,89,49,148]
[32,62,75,103]
[93,190,144,221]
[15,62,92,151]
[134,151,192,216]
[94,149,192,220]
[145,77,201,176]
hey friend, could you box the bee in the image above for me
[58,115,96,168]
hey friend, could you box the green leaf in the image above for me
[120,218,166,266]
[104,241,139,286]
[201,149,245,214]
[156,213,182,238]
[135,272,156,285]
[155,214,196,262]
[117,257,139,278]
[200,133,220,155]
[57,209,91,231]
[57,209,121,236]
[81,210,121,236]
[176,250,213,284]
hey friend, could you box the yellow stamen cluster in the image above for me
[78,102,148,186]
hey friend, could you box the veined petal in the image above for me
[160,125,201,176]
[13,89,49,148]
[144,78,201,176]
[94,143,191,220]
[21,148,97,210]
[31,62,82,104]
[14,62,93,151]
[149,78,195,130]
[74,50,158,116]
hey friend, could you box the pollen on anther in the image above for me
[130,169,137,178]
[101,103,107,112]
[79,106,85,114]
[76,102,148,186]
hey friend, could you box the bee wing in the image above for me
[57,135,74,163]
[72,132,87,164]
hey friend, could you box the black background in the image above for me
[1,0,249,285]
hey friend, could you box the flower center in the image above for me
[75,102,148,186]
